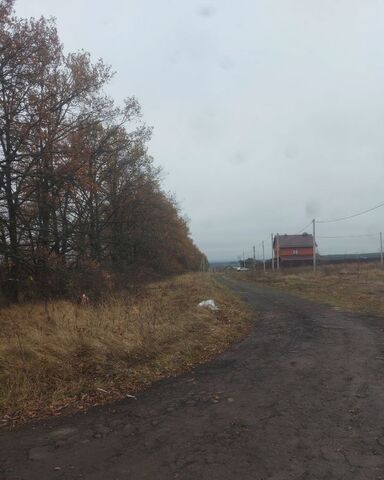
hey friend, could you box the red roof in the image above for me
[274,233,315,248]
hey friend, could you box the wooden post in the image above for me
[276,234,280,270]
[200,256,207,272]
[262,241,266,273]
[271,233,275,271]
[380,232,383,267]
[253,245,256,270]
[313,219,317,272]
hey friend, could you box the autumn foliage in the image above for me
[0,1,206,302]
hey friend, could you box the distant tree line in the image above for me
[0,1,206,302]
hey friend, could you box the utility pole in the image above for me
[253,245,256,270]
[200,256,207,272]
[262,241,266,273]
[312,219,317,272]
[380,232,383,268]
[271,233,274,271]
[276,233,280,270]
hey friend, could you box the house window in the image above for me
[293,249,299,255]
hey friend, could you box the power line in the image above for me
[318,233,380,239]
[295,221,313,234]
[250,199,384,261]
[318,201,384,224]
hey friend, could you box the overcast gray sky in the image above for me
[16,0,384,260]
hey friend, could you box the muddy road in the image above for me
[1,276,384,479]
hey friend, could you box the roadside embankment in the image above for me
[0,273,251,428]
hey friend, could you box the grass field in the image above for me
[0,273,251,428]
[237,262,384,316]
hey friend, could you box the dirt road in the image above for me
[1,276,384,479]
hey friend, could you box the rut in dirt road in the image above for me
[1,275,384,480]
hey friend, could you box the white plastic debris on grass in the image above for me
[197,299,219,311]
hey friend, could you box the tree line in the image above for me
[0,1,206,302]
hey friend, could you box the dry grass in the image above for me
[237,262,384,315]
[0,273,251,428]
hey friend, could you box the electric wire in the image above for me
[318,201,384,223]
[318,233,380,239]
[249,199,384,259]
[295,221,313,235]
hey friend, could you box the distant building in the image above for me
[273,233,316,265]
[239,258,255,269]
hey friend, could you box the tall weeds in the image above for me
[0,273,250,427]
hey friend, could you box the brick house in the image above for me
[273,233,316,265]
